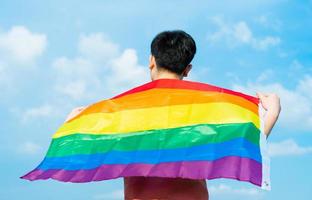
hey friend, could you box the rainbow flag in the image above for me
[21,79,270,190]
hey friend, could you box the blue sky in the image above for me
[0,0,312,199]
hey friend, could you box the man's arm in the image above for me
[256,92,281,138]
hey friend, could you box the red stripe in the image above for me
[112,79,260,105]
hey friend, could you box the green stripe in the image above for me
[46,122,260,158]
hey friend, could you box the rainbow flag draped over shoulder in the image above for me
[21,79,271,190]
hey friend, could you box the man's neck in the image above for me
[153,72,183,81]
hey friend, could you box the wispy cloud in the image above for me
[17,141,42,155]
[232,74,312,131]
[15,32,150,123]
[21,104,54,121]
[209,184,263,199]
[78,33,119,63]
[52,56,98,100]
[13,103,66,124]
[0,26,47,92]
[254,14,282,31]
[207,16,281,50]
[93,189,124,200]
[108,48,149,93]
[0,26,47,64]
[52,32,149,101]
[269,139,312,157]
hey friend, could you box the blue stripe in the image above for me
[38,138,261,170]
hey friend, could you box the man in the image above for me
[66,30,281,200]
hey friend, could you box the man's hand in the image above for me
[256,92,281,138]
[65,106,86,122]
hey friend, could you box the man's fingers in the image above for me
[256,92,264,98]
[75,106,86,111]
[65,106,86,122]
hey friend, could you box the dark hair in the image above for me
[151,30,196,75]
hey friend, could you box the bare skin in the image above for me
[256,92,281,138]
[65,55,281,199]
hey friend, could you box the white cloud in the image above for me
[255,14,282,31]
[93,189,124,200]
[208,16,280,50]
[0,26,47,93]
[209,184,263,198]
[107,48,149,93]
[52,57,101,100]
[269,139,312,157]
[297,75,312,99]
[0,26,47,64]
[256,69,274,82]
[52,57,95,78]
[19,104,65,123]
[232,75,312,131]
[22,104,53,119]
[17,32,150,123]
[52,33,149,100]
[12,101,79,124]
[17,141,42,155]
[55,80,87,100]
[0,61,8,84]
[233,22,253,43]
[78,33,119,62]
[253,36,280,50]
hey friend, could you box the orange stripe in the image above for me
[112,79,260,105]
[68,88,258,123]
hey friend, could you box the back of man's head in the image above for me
[151,30,196,75]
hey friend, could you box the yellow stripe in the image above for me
[53,102,260,138]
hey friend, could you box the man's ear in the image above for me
[182,64,192,77]
[149,55,156,70]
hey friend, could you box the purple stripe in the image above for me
[21,156,262,186]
